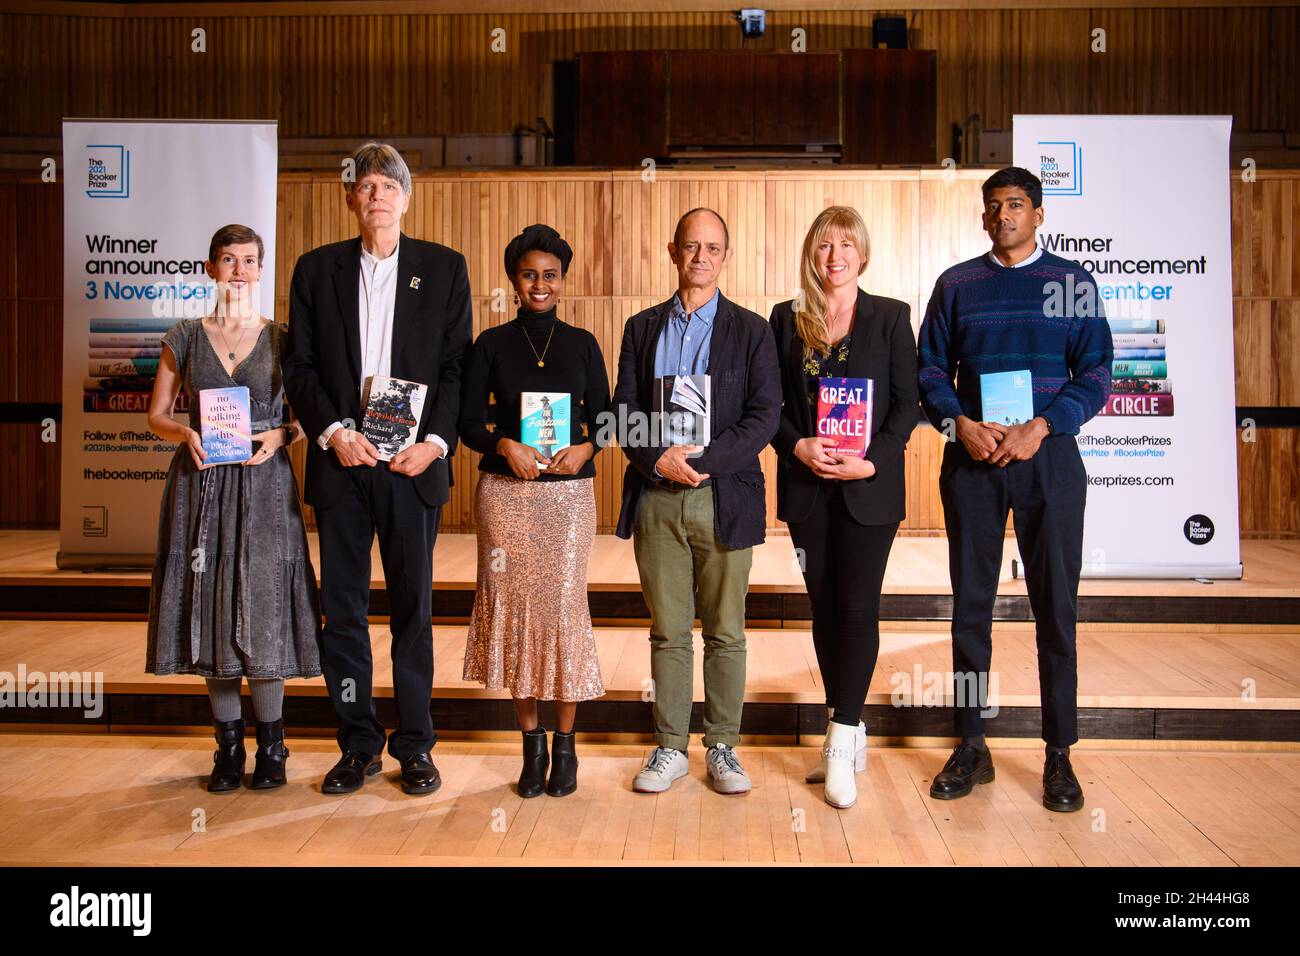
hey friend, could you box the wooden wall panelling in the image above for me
[4,168,1300,532]
[5,8,1299,148]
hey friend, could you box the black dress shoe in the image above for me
[518,728,549,798]
[208,718,246,792]
[546,730,578,798]
[1043,751,1085,812]
[399,752,442,796]
[250,718,289,790]
[928,742,995,800]
[322,750,383,794]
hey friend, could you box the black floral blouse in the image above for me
[803,333,852,408]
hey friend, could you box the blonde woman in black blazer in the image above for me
[768,205,919,808]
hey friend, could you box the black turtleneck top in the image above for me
[458,305,612,481]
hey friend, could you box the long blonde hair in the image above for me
[795,205,870,357]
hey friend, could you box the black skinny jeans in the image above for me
[786,482,899,728]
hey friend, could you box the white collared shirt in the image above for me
[357,240,400,406]
[987,243,1043,269]
[317,236,447,456]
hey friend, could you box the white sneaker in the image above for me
[706,743,751,795]
[822,721,859,809]
[633,746,689,793]
[806,718,867,783]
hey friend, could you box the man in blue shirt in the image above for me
[612,208,781,796]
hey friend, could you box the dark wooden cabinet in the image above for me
[574,48,935,166]
[753,52,841,148]
[843,49,936,165]
[575,51,668,167]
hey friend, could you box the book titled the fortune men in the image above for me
[980,369,1035,426]
[198,386,252,465]
[361,375,428,461]
[816,377,873,457]
[521,392,571,469]
[654,374,711,447]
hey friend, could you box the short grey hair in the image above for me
[345,142,412,195]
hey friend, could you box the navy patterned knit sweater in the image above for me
[917,250,1113,436]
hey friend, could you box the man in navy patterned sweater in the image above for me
[917,166,1112,813]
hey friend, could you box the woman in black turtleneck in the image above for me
[459,224,611,799]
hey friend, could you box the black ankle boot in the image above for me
[546,730,578,797]
[518,727,549,798]
[251,718,289,790]
[208,718,246,792]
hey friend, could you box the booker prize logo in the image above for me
[1184,514,1215,545]
[86,144,130,199]
[1036,141,1082,197]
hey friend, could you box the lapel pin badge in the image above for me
[410,276,422,290]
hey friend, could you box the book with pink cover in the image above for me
[815,377,873,457]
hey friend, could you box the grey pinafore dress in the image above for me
[145,318,323,679]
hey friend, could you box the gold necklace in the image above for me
[519,318,558,368]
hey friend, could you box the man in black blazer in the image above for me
[612,208,780,795]
[283,143,471,796]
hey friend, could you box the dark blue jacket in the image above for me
[613,291,781,549]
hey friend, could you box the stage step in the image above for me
[3,621,1297,744]
[2,532,1298,625]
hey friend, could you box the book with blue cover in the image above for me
[198,386,252,464]
[815,377,873,457]
[1113,348,1166,361]
[980,369,1035,426]
[521,391,571,468]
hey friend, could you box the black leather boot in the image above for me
[546,730,578,797]
[518,727,549,798]
[250,718,289,790]
[1042,750,1085,812]
[928,742,995,800]
[208,718,246,792]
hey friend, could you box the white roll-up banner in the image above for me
[58,120,278,568]
[1013,115,1241,578]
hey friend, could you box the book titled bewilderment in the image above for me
[361,376,428,462]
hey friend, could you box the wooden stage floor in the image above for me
[0,734,1296,866]
[3,619,1298,713]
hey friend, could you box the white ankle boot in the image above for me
[805,714,867,783]
[822,721,859,809]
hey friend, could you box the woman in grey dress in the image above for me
[145,223,322,792]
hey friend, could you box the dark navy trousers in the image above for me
[939,435,1087,747]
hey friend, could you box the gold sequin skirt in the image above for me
[463,473,605,702]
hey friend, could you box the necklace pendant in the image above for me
[537,360,545,368]
[228,352,236,360]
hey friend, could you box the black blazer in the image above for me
[282,234,472,509]
[613,291,781,550]
[769,289,919,526]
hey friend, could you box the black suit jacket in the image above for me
[282,234,472,509]
[613,291,781,550]
[769,289,919,525]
